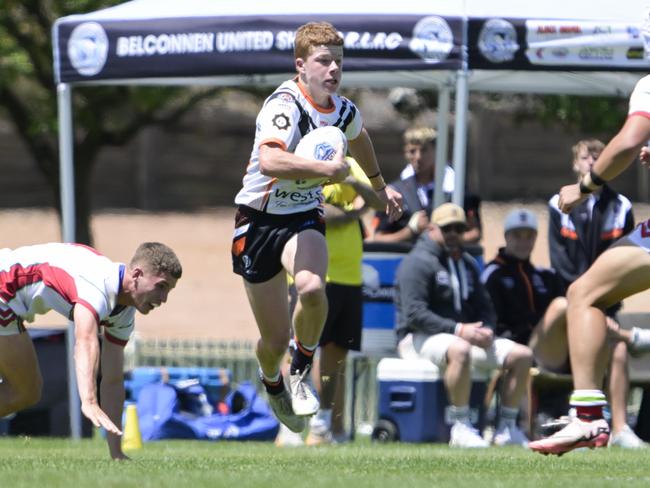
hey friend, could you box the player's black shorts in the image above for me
[320,283,362,351]
[231,205,325,283]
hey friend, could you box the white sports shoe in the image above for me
[449,421,490,448]
[493,424,529,447]
[629,327,650,355]
[268,389,307,433]
[609,425,647,449]
[529,417,610,456]
[289,366,320,416]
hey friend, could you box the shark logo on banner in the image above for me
[409,16,454,63]
[478,19,519,63]
[67,22,109,76]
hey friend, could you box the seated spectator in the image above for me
[482,208,645,448]
[395,203,532,448]
[369,126,482,255]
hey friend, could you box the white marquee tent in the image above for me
[53,0,650,437]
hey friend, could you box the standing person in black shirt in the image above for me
[547,139,642,449]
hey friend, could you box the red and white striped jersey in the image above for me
[0,243,134,345]
[234,78,363,215]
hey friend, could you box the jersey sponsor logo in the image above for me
[272,113,291,130]
[478,19,518,63]
[277,93,295,103]
[273,187,322,204]
[67,22,109,76]
[409,16,454,63]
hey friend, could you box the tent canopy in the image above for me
[54,0,650,95]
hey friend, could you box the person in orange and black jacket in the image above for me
[481,209,564,347]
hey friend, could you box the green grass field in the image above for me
[1,436,649,488]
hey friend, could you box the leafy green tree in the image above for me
[0,0,220,244]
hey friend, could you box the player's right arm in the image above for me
[73,304,122,436]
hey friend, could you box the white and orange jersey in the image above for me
[234,78,363,214]
[629,74,650,118]
[0,243,135,346]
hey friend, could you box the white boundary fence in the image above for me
[124,337,382,436]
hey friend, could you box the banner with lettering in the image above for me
[468,17,650,71]
[54,15,463,83]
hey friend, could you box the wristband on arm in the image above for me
[368,172,386,191]
[579,169,605,194]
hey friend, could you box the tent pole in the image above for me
[434,86,451,210]
[452,70,468,207]
[57,83,76,244]
[57,83,82,440]
[452,10,469,208]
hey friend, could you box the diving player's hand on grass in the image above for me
[81,401,123,435]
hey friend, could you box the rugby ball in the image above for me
[293,126,348,188]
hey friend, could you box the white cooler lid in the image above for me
[377,358,441,381]
[377,357,490,382]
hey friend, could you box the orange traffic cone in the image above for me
[121,403,143,451]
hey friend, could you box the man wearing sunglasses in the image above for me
[395,203,533,448]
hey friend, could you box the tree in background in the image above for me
[390,88,628,133]
[0,0,221,244]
